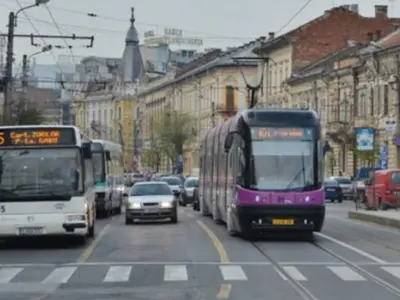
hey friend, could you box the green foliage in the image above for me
[0,98,45,125]
[141,148,161,171]
[153,111,196,160]
[353,144,380,167]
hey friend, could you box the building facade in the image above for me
[137,38,266,174]
[254,4,399,109]
[287,28,400,176]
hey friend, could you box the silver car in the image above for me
[123,181,178,224]
[329,176,353,199]
[160,176,183,196]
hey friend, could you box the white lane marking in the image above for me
[315,232,387,264]
[103,266,132,282]
[328,266,366,281]
[0,268,23,283]
[164,265,188,281]
[219,265,247,281]
[382,267,400,279]
[42,267,77,283]
[282,266,307,281]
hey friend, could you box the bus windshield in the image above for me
[251,140,314,191]
[0,148,82,201]
[92,152,105,183]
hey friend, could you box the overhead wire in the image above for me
[43,4,80,94]
[275,0,314,34]
[2,0,253,40]
[14,0,66,89]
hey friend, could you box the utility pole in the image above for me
[3,12,15,124]
[1,31,94,124]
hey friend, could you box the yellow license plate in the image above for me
[272,219,294,225]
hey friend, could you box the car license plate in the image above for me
[327,188,335,191]
[272,219,294,225]
[144,208,158,213]
[18,227,44,235]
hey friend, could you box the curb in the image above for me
[348,211,400,229]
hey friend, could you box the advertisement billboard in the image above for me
[355,127,375,151]
[144,28,203,46]
[140,44,170,75]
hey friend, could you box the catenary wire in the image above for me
[2,0,255,40]
[276,0,314,34]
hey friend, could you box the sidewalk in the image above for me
[348,209,400,229]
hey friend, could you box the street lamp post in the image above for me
[3,0,50,123]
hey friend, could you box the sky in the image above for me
[1,0,400,67]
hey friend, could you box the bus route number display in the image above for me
[251,127,313,140]
[0,128,76,146]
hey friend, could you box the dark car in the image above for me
[180,177,198,206]
[324,179,343,203]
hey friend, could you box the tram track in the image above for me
[250,234,400,300]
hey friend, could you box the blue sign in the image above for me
[379,145,388,170]
[355,128,375,151]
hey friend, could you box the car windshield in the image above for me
[324,180,338,186]
[130,183,172,196]
[251,140,314,191]
[0,148,82,201]
[92,152,104,183]
[334,177,351,184]
[161,177,182,186]
[184,178,198,187]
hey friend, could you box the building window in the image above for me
[369,87,374,116]
[118,106,122,120]
[225,85,235,112]
[383,85,389,116]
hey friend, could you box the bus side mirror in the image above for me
[82,143,92,159]
[224,133,234,153]
[105,150,111,161]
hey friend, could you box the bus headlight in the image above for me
[161,202,172,208]
[129,202,141,209]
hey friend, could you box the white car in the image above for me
[123,181,178,224]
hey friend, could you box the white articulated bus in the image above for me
[0,125,96,244]
[91,139,124,217]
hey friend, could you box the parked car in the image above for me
[364,169,400,210]
[324,179,343,203]
[180,177,198,206]
[329,176,352,200]
[352,167,381,203]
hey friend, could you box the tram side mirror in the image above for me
[224,132,234,153]
[105,150,111,161]
[82,143,92,159]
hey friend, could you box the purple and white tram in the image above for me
[198,108,325,236]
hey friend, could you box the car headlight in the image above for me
[129,202,141,209]
[161,202,172,208]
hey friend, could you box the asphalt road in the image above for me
[2,202,400,300]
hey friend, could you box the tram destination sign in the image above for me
[251,127,313,140]
[0,128,76,146]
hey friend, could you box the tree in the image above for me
[153,111,197,163]
[1,96,45,125]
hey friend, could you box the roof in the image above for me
[360,27,400,54]
[286,44,364,85]
[136,37,266,98]
[120,7,143,83]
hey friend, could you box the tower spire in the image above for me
[130,7,135,26]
